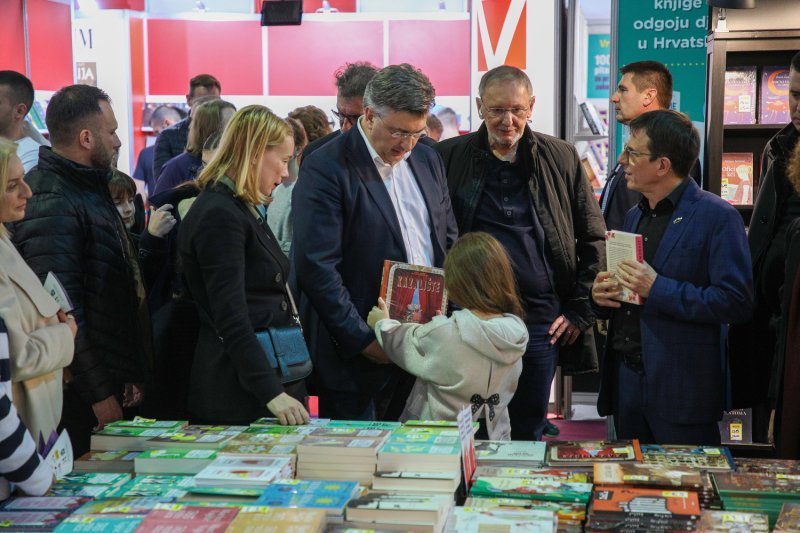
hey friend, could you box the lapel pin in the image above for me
[672,217,683,224]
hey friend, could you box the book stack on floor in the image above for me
[474,440,547,468]
[255,479,361,524]
[296,427,392,484]
[586,486,702,532]
[712,471,800,528]
[345,492,454,533]
[194,456,293,489]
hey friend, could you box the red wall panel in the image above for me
[0,1,26,74]
[267,21,383,95]
[388,20,470,96]
[147,19,263,95]
[130,16,146,164]
[28,0,74,91]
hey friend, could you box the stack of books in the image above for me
[712,471,800,528]
[73,450,138,474]
[474,440,546,468]
[470,476,593,505]
[461,496,586,533]
[142,425,243,450]
[88,419,188,452]
[296,430,391,484]
[194,456,292,489]
[586,486,701,532]
[372,471,461,495]
[445,507,557,532]
[345,492,454,533]
[256,479,361,524]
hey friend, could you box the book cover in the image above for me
[73,497,173,515]
[447,507,557,533]
[0,497,88,512]
[472,466,591,483]
[775,502,800,532]
[44,430,72,480]
[56,472,131,487]
[255,479,360,512]
[105,418,188,430]
[134,448,218,475]
[303,427,393,439]
[219,442,297,457]
[470,477,593,503]
[590,486,701,518]
[249,417,330,428]
[135,504,239,532]
[735,458,800,475]
[372,471,461,493]
[89,427,168,452]
[325,420,402,431]
[194,457,291,488]
[73,450,138,474]
[103,475,196,499]
[712,472,800,497]
[594,462,705,489]
[605,231,644,305]
[43,272,74,313]
[697,510,769,532]
[474,440,546,465]
[548,440,642,466]
[0,511,70,531]
[579,101,607,135]
[345,493,452,525]
[53,515,143,532]
[760,66,791,125]
[48,485,116,499]
[144,430,235,450]
[464,496,586,523]
[226,507,327,533]
[641,444,735,471]
[724,67,758,125]
[379,260,447,324]
[297,436,387,456]
[721,153,755,205]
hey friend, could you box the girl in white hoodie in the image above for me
[369,232,529,440]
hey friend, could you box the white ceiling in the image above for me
[579,0,611,23]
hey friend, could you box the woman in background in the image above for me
[178,105,310,425]
[267,117,308,256]
[0,138,76,453]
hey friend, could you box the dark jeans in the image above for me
[613,355,721,445]
[508,325,559,441]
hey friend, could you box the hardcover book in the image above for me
[547,440,642,466]
[470,477,593,503]
[721,153,755,205]
[760,66,791,124]
[724,67,758,125]
[641,444,735,471]
[605,231,644,305]
[379,260,447,324]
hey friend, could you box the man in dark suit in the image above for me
[592,110,753,444]
[133,105,181,196]
[292,64,458,420]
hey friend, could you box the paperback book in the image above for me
[372,471,461,493]
[255,479,360,517]
[760,66,791,124]
[588,486,701,531]
[445,507,557,533]
[135,503,239,532]
[724,67,758,125]
[226,507,327,533]
[474,440,546,466]
[379,260,447,324]
[547,440,642,467]
[470,477,593,503]
[775,502,800,532]
[641,444,735,471]
[53,514,144,533]
[73,450,138,473]
[134,448,218,475]
[720,153,755,205]
[194,456,292,488]
[345,492,453,530]
[696,510,769,532]
[89,427,168,451]
[605,231,644,305]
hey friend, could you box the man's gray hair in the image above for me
[363,64,435,116]
[478,65,533,98]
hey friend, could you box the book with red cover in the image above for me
[134,504,239,532]
[605,231,644,305]
[760,66,791,125]
[379,260,447,324]
[721,153,755,205]
[724,67,758,125]
[548,440,643,467]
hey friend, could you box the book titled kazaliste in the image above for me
[379,260,447,324]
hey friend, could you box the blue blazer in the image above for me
[292,126,458,395]
[598,180,754,424]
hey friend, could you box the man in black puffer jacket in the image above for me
[12,85,152,456]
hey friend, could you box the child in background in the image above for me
[109,171,175,246]
[368,232,528,440]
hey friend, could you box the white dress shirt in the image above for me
[357,119,434,267]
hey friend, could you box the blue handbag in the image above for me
[255,284,312,384]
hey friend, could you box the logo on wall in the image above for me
[476,0,527,71]
[76,62,97,87]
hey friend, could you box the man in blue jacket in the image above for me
[592,110,753,444]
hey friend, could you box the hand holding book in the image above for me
[367,298,391,328]
[616,259,657,299]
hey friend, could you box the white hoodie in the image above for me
[375,309,529,440]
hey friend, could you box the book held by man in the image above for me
[379,261,447,324]
[605,231,644,305]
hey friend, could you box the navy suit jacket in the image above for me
[292,126,458,395]
[598,180,754,424]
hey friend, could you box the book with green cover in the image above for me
[74,450,138,473]
[105,418,188,430]
[470,477,593,503]
[143,430,235,450]
[472,466,590,483]
[53,515,143,532]
[713,472,800,498]
[250,417,330,427]
[325,420,402,431]
[474,440,546,465]
[89,427,169,451]
[103,475,196,498]
[73,497,174,515]
[57,472,131,486]
[134,448,218,475]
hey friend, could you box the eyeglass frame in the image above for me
[373,113,428,140]
[331,109,361,127]
[621,144,657,160]
[476,97,533,120]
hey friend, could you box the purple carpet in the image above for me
[544,418,608,441]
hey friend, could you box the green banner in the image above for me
[615,0,708,158]
[587,33,611,99]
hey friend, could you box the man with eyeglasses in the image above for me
[293,64,457,421]
[301,62,378,163]
[435,65,605,441]
[592,110,752,445]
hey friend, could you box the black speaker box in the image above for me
[260,0,303,26]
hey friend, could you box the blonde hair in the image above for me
[0,138,20,238]
[444,232,524,318]
[788,141,800,195]
[197,105,291,205]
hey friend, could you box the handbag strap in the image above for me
[284,282,302,328]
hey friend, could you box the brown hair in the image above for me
[108,170,137,200]
[186,99,236,157]
[444,232,524,318]
[620,60,673,109]
[189,74,221,97]
[788,141,800,195]
[288,105,331,143]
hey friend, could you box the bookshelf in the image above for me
[704,29,800,225]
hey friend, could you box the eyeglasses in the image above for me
[622,144,655,159]
[331,109,361,127]
[483,107,530,119]
[375,115,427,140]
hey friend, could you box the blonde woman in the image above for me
[178,105,310,425]
[0,138,76,453]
